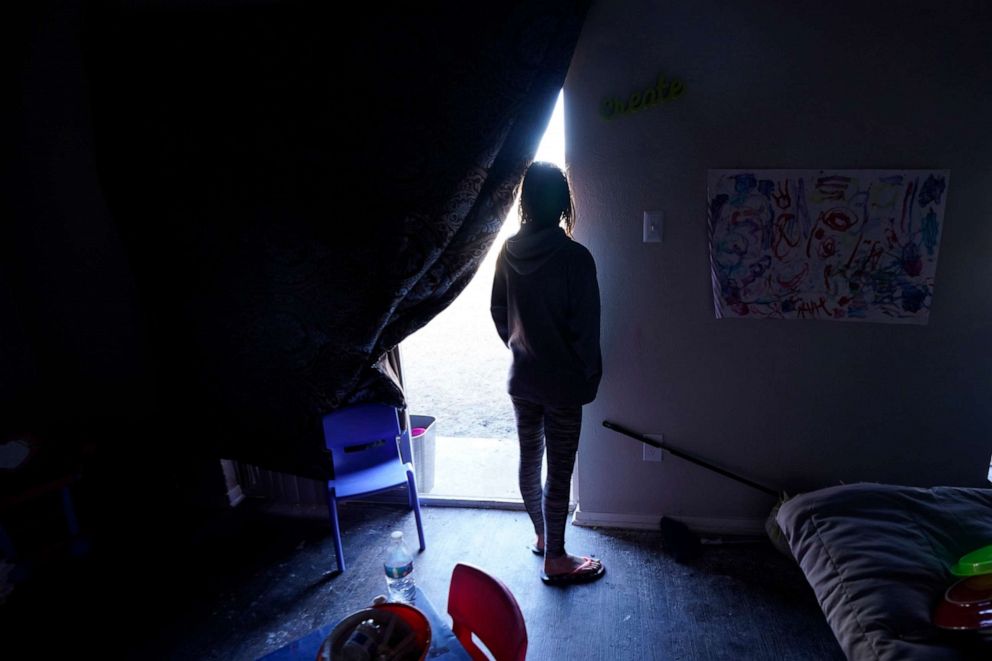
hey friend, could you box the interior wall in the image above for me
[565,0,992,526]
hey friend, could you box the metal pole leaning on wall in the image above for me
[602,420,779,497]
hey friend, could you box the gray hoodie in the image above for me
[490,226,602,406]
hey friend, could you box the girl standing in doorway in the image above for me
[491,161,604,585]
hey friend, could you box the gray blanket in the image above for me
[776,483,992,660]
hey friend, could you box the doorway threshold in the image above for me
[352,492,575,513]
[421,495,576,513]
[420,495,526,510]
[347,492,527,511]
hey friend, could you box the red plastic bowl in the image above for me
[373,602,431,658]
[317,602,431,660]
[934,576,992,630]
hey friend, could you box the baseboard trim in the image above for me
[571,508,768,537]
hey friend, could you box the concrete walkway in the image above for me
[401,221,521,501]
[428,436,521,500]
[418,435,561,506]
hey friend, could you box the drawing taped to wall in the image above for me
[708,169,949,323]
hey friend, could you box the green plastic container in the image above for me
[951,544,992,577]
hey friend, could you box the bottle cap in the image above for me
[391,531,403,540]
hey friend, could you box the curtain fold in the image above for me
[86,0,589,479]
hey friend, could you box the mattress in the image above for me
[775,483,992,660]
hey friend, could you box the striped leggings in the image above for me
[511,396,582,558]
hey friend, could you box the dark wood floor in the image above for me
[3,500,844,660]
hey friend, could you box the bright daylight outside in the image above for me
[400,92,566,501]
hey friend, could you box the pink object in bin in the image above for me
[412,428,427,436]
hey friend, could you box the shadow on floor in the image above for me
[0,500,843,660]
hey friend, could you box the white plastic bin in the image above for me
[408,414,436,494]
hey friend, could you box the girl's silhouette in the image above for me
[491,161,604,584]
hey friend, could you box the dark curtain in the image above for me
[83,0,589,479]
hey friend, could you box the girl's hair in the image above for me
[519,161,575,236]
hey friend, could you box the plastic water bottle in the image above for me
[383,530,416,603]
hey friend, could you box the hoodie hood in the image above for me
[503,226,569,275]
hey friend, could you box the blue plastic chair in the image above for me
[321,403,426,572]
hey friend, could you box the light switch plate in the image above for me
[643,211,663,243]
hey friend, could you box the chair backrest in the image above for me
[322,404,403,476]
[448,563,527,661]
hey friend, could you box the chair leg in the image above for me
[407,469,426,552]
[327,486,345,572]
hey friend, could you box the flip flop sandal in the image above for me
[541,557,606,586]
[528,544,544,556]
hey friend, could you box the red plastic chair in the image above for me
[447,563,527,661]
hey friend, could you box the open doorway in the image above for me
[401,90,566,503]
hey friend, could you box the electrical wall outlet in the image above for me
[642,433,664,462]
[643,211,663,243]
